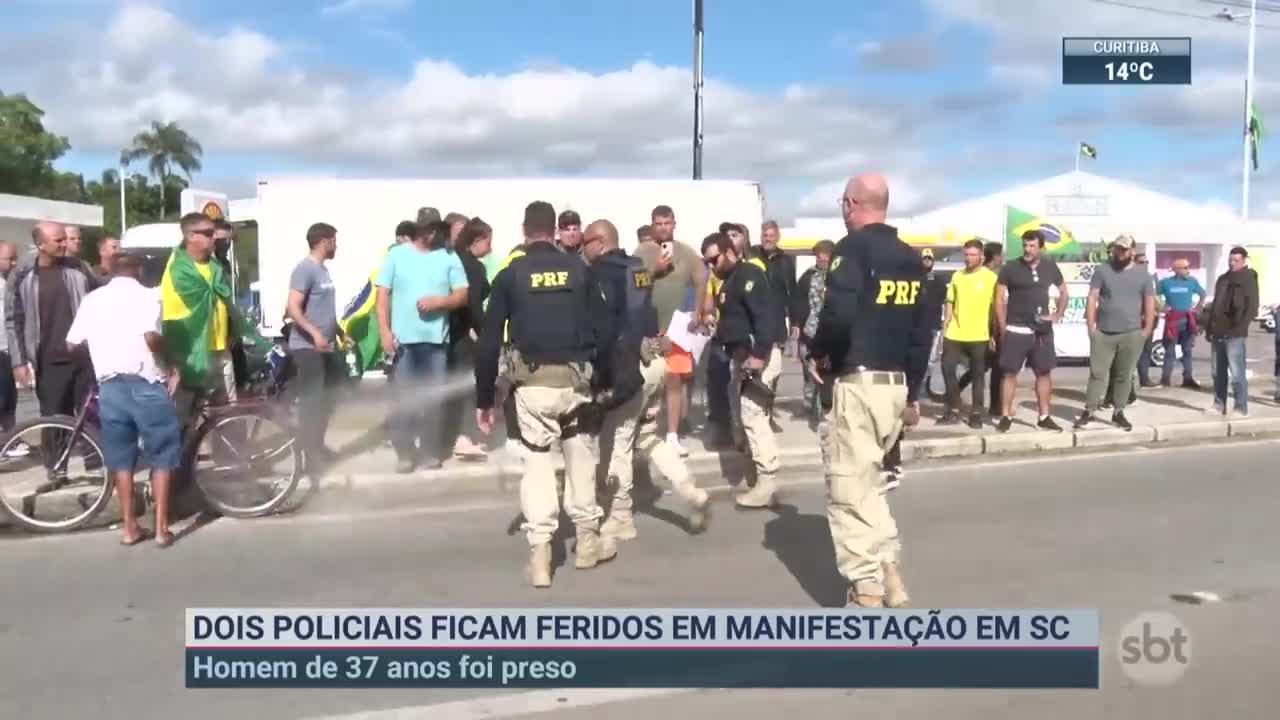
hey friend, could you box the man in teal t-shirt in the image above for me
[375,225,469,471]
[1155,260,1206,387]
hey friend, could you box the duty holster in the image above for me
[740,369,776,414]
[817,369,835,412]
[560,401,604,438]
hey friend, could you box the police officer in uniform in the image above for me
[475,201,614,588]
[810,174,932,608]
[701,232,785,509]
[582,220,711,542]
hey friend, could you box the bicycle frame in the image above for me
[46,387,101,478]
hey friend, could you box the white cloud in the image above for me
[796,173,942,219]
[852,34,945,70]
[1,3,971,222]
[321,0,409,16]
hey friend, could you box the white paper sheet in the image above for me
[664,310,710,361]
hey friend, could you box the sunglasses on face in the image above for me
[190,228,215,237]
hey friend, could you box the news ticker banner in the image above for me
[186,608,1100,689]
[1062,37,1191,85]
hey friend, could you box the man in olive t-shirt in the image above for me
[642,205,706,456]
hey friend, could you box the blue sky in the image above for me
[2,0,1276,219]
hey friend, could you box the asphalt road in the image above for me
[1,438,1277,719]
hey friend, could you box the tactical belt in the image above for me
[507,349,590,389]
[839,369,907,386]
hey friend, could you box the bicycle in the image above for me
[0,373,303,533]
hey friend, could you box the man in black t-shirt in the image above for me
[993,230,1069,433]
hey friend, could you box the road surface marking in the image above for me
[303,688,692,720]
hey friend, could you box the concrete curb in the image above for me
[311,418,1276,502]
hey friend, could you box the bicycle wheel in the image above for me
[185,408,303,518]
[0,415,113,532]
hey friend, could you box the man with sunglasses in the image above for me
[583,219,710,543]
[994,230,1068,433]
[703,231,784,509]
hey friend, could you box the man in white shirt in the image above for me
[66,253,181,547]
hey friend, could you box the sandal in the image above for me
[120,528,154,546]
[155,531,176,548]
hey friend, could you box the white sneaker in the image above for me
[5,440,31,458]
[882,467,903,492]
[666,433,689,457]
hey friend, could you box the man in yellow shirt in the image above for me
[939,239,997,428]
[161,214,238,429]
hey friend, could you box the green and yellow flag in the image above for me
[1005,205,1081,258]
[338,245,395,375]
[160,247,266,389]
[1249,102,1264,171]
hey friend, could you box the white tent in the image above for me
[787,171,1280,301]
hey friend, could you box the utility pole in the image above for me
[119,160,128,236]
[692,0,705,180]
[1242,0,1258,219]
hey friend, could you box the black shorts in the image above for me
[999,331,1056,375]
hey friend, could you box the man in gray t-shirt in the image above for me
[285,223,345,466]
[1075,235,1155,429]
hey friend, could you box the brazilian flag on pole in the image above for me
[1249,102,1264,171]
[1079,142,1098,160]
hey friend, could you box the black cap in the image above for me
[558,210,581,229]
[416,206,442,225]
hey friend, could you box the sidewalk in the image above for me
[312,383,1280,499]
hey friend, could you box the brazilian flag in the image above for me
[1005,205,1080,258]
[160,247,266,389]
[339,245,394,375]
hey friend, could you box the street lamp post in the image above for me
[692,0,705,180]
[119,160,128,236]
[1217,1,1260,219]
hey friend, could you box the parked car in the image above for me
[1258,304,1277,333]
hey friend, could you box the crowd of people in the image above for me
[2,185,1278,605]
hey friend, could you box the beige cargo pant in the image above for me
[824,373,906,596]
[513,384,602,546]
[729,346,782,483]
[600,356,700,516]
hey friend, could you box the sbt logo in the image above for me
[1117,612,1191,686]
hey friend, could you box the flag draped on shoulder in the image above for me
[161,247,265,389]
[339,244,393,375]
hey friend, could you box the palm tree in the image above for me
[120,121,203,217]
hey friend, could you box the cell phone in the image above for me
[660,241,674,259]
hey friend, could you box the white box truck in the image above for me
[246,177,766,339]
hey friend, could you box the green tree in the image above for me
[120,120,203,219]
[83,169,190,236]
[0,91,81,199]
